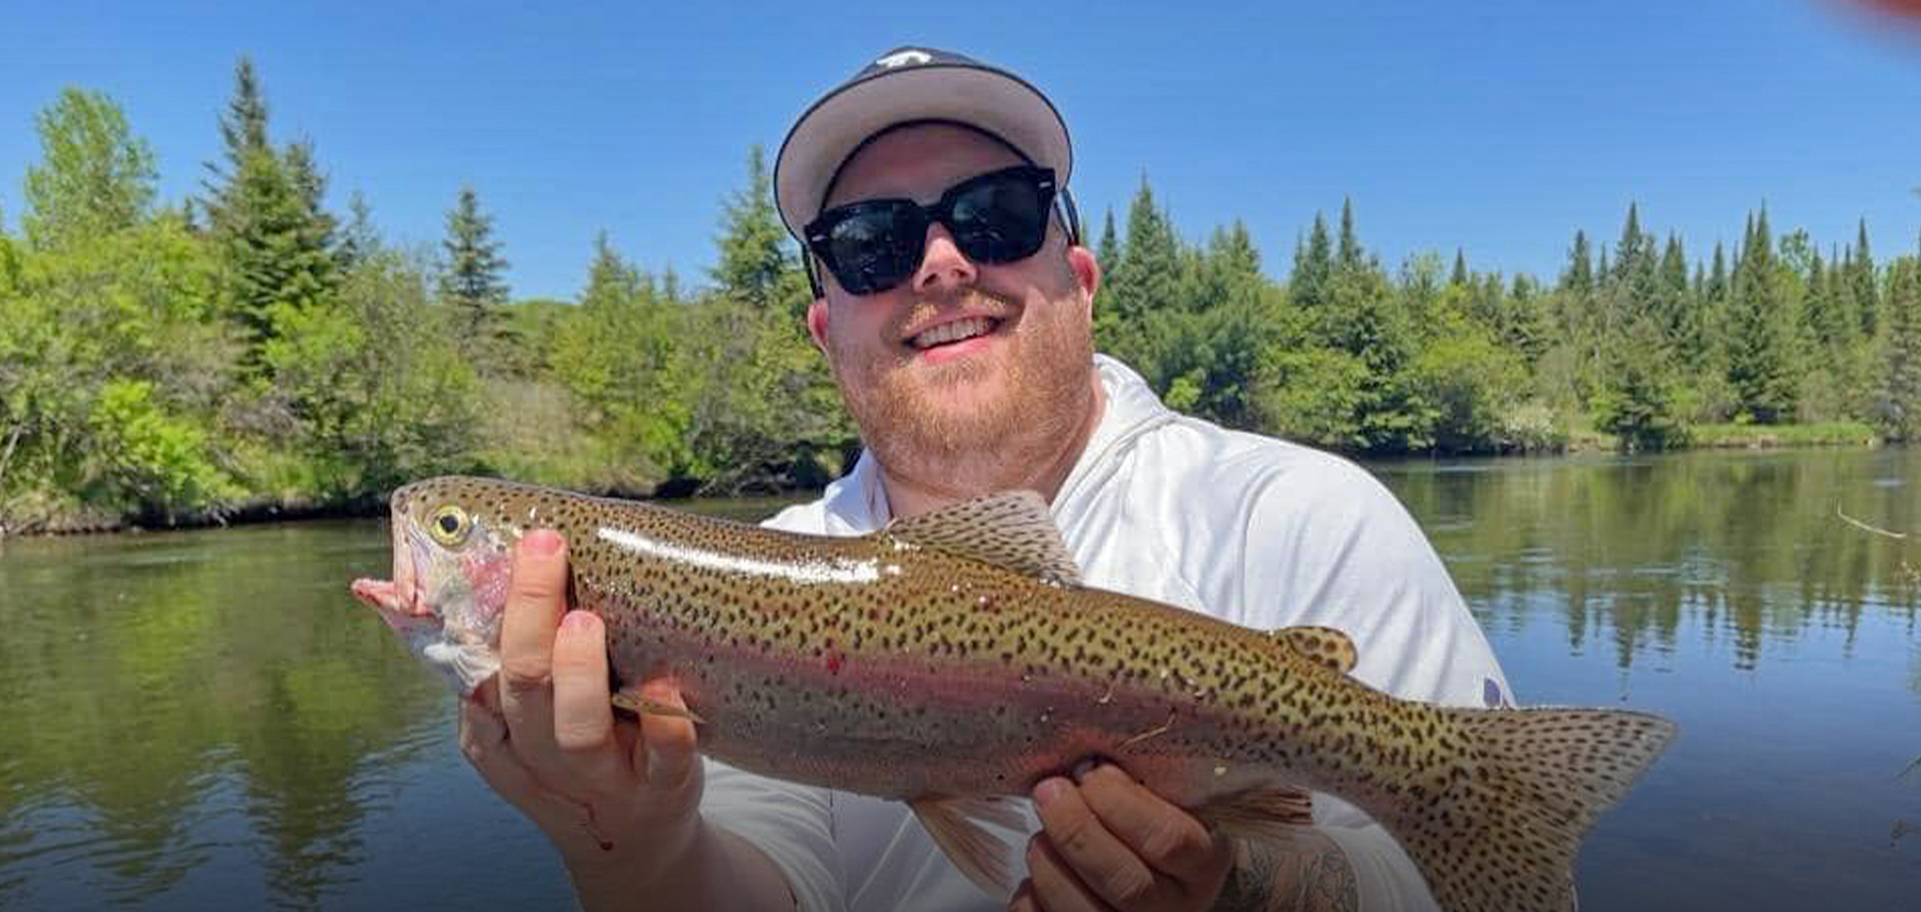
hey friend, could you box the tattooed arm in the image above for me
[1213,831,1358,912]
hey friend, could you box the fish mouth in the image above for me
[350,515,436,633]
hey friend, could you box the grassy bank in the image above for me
[1687,421,1880,449]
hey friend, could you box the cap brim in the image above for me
[775,62,1072,239]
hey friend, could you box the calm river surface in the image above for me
[2,449,1917,911]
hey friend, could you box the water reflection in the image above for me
[0,522,446,910]
[0,455,1916,910]
[1377,449,1921,674]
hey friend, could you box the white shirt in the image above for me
[703,355,1511,912]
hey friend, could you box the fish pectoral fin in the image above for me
[610,689,708,726]
[909,795,1026,899]
[1192,786,1317,847]
[1271,625,1359,675]
[881,490,1083,586]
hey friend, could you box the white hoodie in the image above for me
[702,355,1511,912]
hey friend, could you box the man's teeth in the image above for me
[911,317,995,349]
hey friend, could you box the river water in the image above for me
[1,450,1916,911]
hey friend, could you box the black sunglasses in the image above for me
[804,165,1061,296]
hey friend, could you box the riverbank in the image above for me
[2,430,1900,540]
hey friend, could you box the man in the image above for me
[458,48,1510,912]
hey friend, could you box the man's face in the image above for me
[806,123,1102,495]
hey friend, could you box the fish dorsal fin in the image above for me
[883,490,1083,586]
[1272,625,1358,675]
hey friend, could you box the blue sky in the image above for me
[3,0,1919,300]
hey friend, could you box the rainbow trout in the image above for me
[350,476,1675,912]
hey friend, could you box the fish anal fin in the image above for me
[909,795,1026,899]
[611,688,708,726]
[882,490,1082,586]
[1272,625,1358,675]
[1192,786,1316,848]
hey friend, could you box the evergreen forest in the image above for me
[3,60,1919,532]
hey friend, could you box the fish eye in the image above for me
[429,505,470,546]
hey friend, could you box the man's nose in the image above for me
[912,222,977,296]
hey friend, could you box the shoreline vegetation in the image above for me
[4,60,1920,537]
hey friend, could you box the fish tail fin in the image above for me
[1376,707,1676,912]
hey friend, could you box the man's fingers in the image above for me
[551,610,617,751]
[1025,831,1114,912]
[498,530,568,727]
[637,680,699,788]
[1007,880,1042,912]
[460,693,540,800]
[1074,763,1229,888]
[1032,776,1159,909]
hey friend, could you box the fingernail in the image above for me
[561,610,597,632]
[1033,778,1066,808]
[524,529,563,556]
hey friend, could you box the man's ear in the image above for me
[1067,245,1101,319]
[806,299,831,355]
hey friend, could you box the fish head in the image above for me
[351,477,524,694]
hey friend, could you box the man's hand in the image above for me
[457,530,704,883]
[1014,761,1236,912]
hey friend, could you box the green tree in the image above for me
[1147,221,1274,427]
[199,59,337,365]
[1098,176,1184,375]
[1592,308,1686,451]
[685,154,851,493]
[1724,210,1798,423]
[335,191,380,269]
[550,233,692,488]
[436,185,510,361]
[21,88,158,251]
[1335,197,1364,272]
[1848,219,1879,340]
[1109,175,1183,321]
[0,212,234,526]
[1871,259,1921,440]
[1290,212,1334,312]
[1096,207,1120,271]
[710,145,799,316]
[261,248,480,498]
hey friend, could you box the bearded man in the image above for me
[458,47,1510,912]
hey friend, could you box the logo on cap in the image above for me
[875,49,933,69]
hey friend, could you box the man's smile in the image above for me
[909,315,1001,350]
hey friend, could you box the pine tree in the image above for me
[581,231,640,312]
[1335,197,1364,272]
[1290,212,1333,311]
[199,58,338,365]
[711,145,803,316]
[1850,219,1879,340]
[1506,274,1549,366]
[1096,208,1120,271]
[21,88,157,250]
[337,191,380,268]
[1449,249,1469,287]
[1873,259,1921,439]
[218,57,269,164]
[1560,230,1594,295]
[1613,203,1649,285]
[1725,209,1798,423]
[1803,251,1847,352]
[1111,176,1182,320]
[1658,233,1696,359]
[437,185,510,360]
